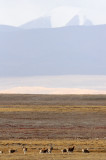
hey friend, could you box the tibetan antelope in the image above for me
[82,148,89,153]
[39,146,53,154]
[67,146,75,153]
[22,147,27,154]
[39,148,48,153]
[61,148,67,153]
[0,151,3,154]
[48,146,53,153]
[9,149,17,154]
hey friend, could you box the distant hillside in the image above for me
[20,16,51,29]
[66,15,93,26]
[0,25,106,76]
[83,18,93,26]
[0,25,20,32]
[66,15,80,26]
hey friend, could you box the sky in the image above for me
[0,0,106,27]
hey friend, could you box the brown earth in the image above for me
[0,94,105,140]
[0,94,106,105]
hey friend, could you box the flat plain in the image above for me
[0,94,105,159]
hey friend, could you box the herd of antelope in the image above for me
[40,146,90,154]
[39,146,90,154]
[0,146,28,155]
[0,145,90,154]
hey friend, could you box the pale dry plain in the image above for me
[0,94,105,160]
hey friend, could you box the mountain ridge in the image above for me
[0,24,21,32]
[20,16,51,29]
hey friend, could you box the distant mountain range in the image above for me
[0,15,93,31]
[0,24,106,76]
[20,16,51,29]
[66,15,93,26]
[20,15,93,29]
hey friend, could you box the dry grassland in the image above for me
[0,104,106,112]
[0,139,106,160]
[0,94,105,159]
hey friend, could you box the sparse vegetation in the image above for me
[0,94,105,159]
[0,139,106,160]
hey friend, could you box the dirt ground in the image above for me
[0,94,106,105]
[0,94,105,139]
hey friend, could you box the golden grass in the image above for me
[0,139,106,160]
[0,105,105,112]
[0,139,106,150]
[0,152,106,160]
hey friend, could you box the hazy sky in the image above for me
[0,0,106,26]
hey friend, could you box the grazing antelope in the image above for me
[61,148,67,153]
[0,150,3,154]
[39,148,48,153]
[48,146,53,153]
[23,147,27,154]
[39,146,53,154]
[67,146,75,153]
[9,149,17,154]
[82,148,89,153]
